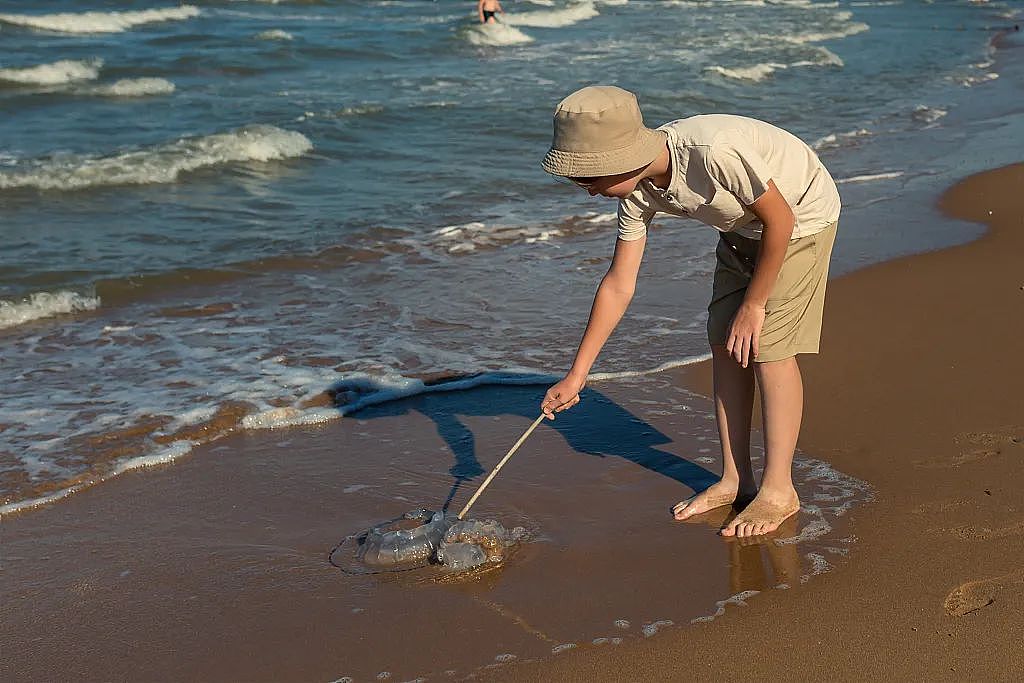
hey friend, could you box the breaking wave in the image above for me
[0,59,102,86]
[0,291,101,330]
[0,6,200,34]
[0,125,313,192]
[465,23,534,46]
[504,1,599,28]
[85,78,176,97]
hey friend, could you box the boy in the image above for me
[538,86,840,538]
[478,0,503,24]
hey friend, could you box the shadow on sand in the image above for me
[338,380,719,514]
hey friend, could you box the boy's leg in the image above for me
[673,344,758,520]
[720,356,802,537]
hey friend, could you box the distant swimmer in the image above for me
[478,0,504,24]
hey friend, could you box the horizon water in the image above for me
[0,0,1020,516]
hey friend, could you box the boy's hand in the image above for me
[541,375,585,420]
[726,302,765,368]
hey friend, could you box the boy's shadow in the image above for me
[337,378,718,512]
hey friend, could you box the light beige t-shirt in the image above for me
[617,115,841,241]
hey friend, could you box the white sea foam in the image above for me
[0,59,102,85]
[641,620,674,637]
[691,590,761,624]
[85,78,175,97]
[0,6,200,34]
[256,29,294,41]
[0,291,100,329]
[504,1,598,28]
[955,72,998,87]
[911,105,947,124]
[466,22,534,46]
[782,22,869,44]
[706,63,781,82]
[813,128,872,151]
[0,125,312,191]
[835,171,904,184]
[707,47,841,82]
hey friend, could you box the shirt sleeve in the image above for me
[704,137,773,206]
[617,191,656,241]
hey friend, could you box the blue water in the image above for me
[0,0,1020,511]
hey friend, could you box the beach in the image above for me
[3,1,1024,681]
[9,162,1023,683]
[4,161,1022,680]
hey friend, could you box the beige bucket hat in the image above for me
[541,85,667,178]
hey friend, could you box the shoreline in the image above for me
[2,161,1021,680]
[480,162,1024,680]
[4,23,1024,683]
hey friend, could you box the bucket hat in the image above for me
[541,85,667,178]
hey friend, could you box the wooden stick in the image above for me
[457,414,546,520]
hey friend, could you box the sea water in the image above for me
[0,0,1021,512]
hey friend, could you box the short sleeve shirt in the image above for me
[618,115,841,241]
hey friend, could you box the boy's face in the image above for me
[569,167,645,199]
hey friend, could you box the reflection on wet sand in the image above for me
[679,506,802,593]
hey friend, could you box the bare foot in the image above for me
[720,487,800,537]
[672,480,753,521]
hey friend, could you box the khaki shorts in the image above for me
[707,221,837,363]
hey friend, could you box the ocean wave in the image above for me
[504,1,599,28]
[782,21,869,44]
[465,22,534,46]
[812,128,872,151]
[256,29,294,41]
[0,125,312,192]
[0,291,100,330]
[0,59,102,86]
[0,6,200,34]
[911,105,947,124]
[85,78,176,97]
[705,50,841,82]
[835,171,904,184]
[955,71,998,87]
[705,63,781,82]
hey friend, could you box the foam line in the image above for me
[0,6,200,34]
[0,125,312,191]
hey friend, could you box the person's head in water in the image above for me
[541,86,670,199]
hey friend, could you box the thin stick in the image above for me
[457,414,546,520]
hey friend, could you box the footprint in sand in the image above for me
[944,569,1024,617]
[952,429,1024,466]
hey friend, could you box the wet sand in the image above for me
[0,372,866,682]
[476,164,1024,680]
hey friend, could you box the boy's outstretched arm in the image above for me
[541,235,646,418]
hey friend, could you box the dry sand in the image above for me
[480,164,1024,681]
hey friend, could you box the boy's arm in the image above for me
[477,0,485,22]
[497,1,504,12]
[726,180,794,366]
[541,235,646,418]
